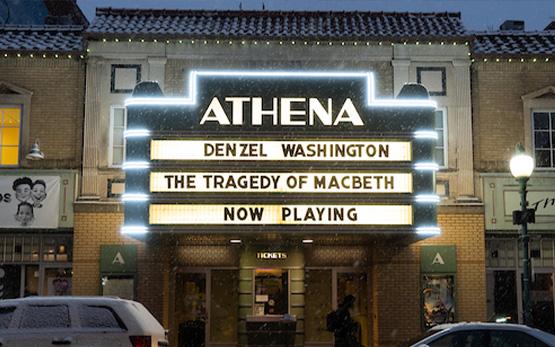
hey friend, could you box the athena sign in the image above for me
[122,70,439,235]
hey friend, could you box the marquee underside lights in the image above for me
[415,194,441,203]
[124,129,151,138]
[122,161,150,170]
[415,226,442,235]
[125,70,437,109]
[121,193,149,202]
[413,130,439,140]
[121,225,149,234]
[150,140,412,162]
[149,204,413,226]
[414,162,440,171]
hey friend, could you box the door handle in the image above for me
[51,337,72,345]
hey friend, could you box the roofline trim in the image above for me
[94,7,462,18]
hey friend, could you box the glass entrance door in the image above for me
[174,269,239,347]
[336,271,369,347]
[176,272,207,347]
[530,273,555,333]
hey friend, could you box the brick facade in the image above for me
[472,61,555,172]
[73,209,170,325]
[0,57,85,168]
[73,208,486,346]
[374,208,486,346]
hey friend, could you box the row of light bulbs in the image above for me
[100,37,470,47]
[2,53,84,59]
[0,38,551,62]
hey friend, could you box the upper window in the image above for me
[435,109,448,168]
[417,67,447,96]
[109,106,126,167]
[533,111,555,168]
[0,106,21,166]
[110,64,141,94]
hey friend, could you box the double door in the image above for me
[0,263,72,299]
[173,269,238,347]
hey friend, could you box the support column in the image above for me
[452,59,475,199]
[148,57,167,91]
[391,59,411,97]
[81,59,105,199]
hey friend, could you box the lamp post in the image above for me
[509,143,535,326]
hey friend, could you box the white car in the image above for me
[408,322,555,347]
[0,296,168,347]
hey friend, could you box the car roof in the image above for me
[427,322,555,341]
[431,322,546,331]
[0,296,133,305]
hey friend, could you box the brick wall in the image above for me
[0,58,85,169]
[472,62,555,172]
[374,209,486,346]
[74,208,485,345]
[73,210,168,324]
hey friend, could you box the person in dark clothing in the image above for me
[327,295,361,347]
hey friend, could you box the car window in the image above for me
[78,305,126,330]
[489,330,550,347]
[19,304,70,329]
[405,329,445,346]
[0,306,16,329]
[428,330,488,347]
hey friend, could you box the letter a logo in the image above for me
[112,252,126,265]
[432,252,445,265]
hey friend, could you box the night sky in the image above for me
[76,0,555,31]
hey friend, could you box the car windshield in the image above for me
[404,328,445,346]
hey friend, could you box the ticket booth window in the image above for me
[254,269,288,315]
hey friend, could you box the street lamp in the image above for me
[509,143,535,326]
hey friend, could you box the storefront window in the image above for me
[43,268,72,296]
[0,265,21,299]
[422,274,455,329]
[254,269,288,315]
[487,270,517,323]
[101,275,135,300]
[24,265,39,297]
[528,273,555,333]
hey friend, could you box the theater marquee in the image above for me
[150,140,412,161]
[149,204,412,225]
[122,70,439,235]
[150,172,412,193]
